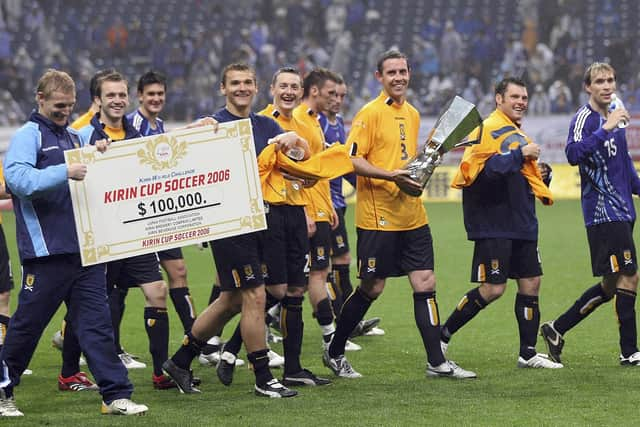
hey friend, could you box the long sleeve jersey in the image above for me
[566,104,640,226]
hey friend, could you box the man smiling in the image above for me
[78,71,172,389]
[323,50,475,379]
[442,76,558,372]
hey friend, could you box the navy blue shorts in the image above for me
[107,253,163,288]
[587,221,637,277]
[356,224,434,279]
[260,204,308,286]
[471,238,542,284]
[330,207,350,257]
[310,221,332,271]
[210,232,265,291]
[158,247,183,261]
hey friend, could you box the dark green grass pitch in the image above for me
[3,200,640,426]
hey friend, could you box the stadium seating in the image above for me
[0,0,638,122]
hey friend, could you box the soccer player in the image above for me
[253,66,337,386]
[318,78,383,338]
[540,62,640,366]
[51,69,120,380]
[77,71,173,389]
[162,63,304,398]
[126,71,198,335]
[292,68,343,352]
[323,49,475,379]
[440,77,562,371]
[0,68,147,416]
[71,68,116,129]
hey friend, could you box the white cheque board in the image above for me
[65,120,266,265]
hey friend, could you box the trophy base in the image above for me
[396,182,423,197]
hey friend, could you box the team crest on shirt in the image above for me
[243,265,256,281]
[317,247,326,261]
[379,217,387,226]
[490,259,500,275]
[353,120,366,129]
[367,258,377,273]
[24,274,35,292]
[624,250,633,265]
[261,264,269,279]
[336,235,345,248]
[399,123,406,141]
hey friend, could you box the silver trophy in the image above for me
[399,95,483,196]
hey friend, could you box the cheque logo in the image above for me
[137,135,187,171]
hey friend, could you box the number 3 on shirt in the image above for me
[399,123,409,160]
[400,142,409,160]
[604,137,617,157]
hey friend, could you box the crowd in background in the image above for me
[0,0,638,125]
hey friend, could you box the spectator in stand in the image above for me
[528,84,551,116]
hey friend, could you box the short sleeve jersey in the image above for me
[70,110,95,130]
[347,91,427,230]
[293,102,334,223]
[258,104,309,206]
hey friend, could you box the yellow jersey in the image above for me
[347,91,427,230]
[293,102,333,223]
[70,110,95,130]
[258,104,309,206]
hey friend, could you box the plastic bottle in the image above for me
[609,93,629,128]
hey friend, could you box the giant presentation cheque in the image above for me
[64,120,266,266]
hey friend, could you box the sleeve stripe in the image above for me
[573,106,591,142]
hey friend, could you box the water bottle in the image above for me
[609,93,629,128]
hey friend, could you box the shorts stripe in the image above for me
[477,264,486,282]
[231,269,241,288]
[610,255,619,273]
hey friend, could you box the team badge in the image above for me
[490,259,500,275]
[624,250,633,265]
[147,319,156,327]
[182,335,190,346]
[317,247,326,261]
[24,274,35,292]
[261,264,269,279]
[399,123,406,141]
[379,217,387,226]
[336,235,345,248]
[244,265,256,281]
[367,257,376,273]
